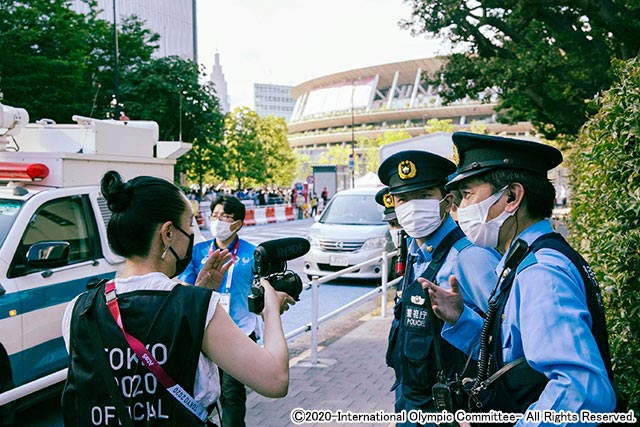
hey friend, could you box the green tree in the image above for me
[359,130,412,173]
[120,56,225,188]
[401,0,640,138]
[0,0,158,122]
[0,0,97,122]
[258,115,298,187]
[569,58,640,410]
[423,118,455,134]
[224,107,263,189]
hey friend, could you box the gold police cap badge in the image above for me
[398,160,417,180]
[452,144,460,166]
[383,193,394,208]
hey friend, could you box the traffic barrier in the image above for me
[242,205,298,226]
[253,207,268,225]
[285,206,296,221]
[274,206,288,222]
[244,208,256,226]
[265,206,277,223]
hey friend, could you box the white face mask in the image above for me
[457,186,514,248]
[395,198,444,239]
[210,219,238,241]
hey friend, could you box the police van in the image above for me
[0,103,194,420]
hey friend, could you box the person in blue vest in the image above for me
[377,151,500,426]
[179,195,260,427]
[423,132,616,424]
[62,172,293,427]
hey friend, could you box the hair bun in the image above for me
[101,171,133,213]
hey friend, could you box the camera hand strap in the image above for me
[104,281,219,426]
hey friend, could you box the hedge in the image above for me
[569,58,640,411]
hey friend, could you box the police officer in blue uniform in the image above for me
[423,132,616,425]
[377,151,500,426]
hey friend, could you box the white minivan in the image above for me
[303,187,394,280]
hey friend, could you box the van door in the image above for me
[7,194,114,387]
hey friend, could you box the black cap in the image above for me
[447,132,563,189]
[377,150,456,195]
[375,187,396,221]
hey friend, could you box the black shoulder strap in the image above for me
[419,226,466,284]
[528,233,614,380]
[419,227,466,376]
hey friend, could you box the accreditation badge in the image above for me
[219,293,231,313]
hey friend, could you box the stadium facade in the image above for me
[288,58,533,160]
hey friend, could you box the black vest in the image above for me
[388,228,475,406]
[62,283,213,427]
[477,233,614,415]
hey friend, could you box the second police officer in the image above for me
[377,151,500,426]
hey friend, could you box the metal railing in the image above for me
[284,249,400,364]
[0,249,400,405]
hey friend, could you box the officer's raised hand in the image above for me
[418,275,464,325]
[195,248,232,289]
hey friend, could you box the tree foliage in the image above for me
[223,109,297,189]
[401,0,640,138]
[0,0,157,122]
[569,58,640,410]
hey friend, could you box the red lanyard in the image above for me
[209,237,240,261]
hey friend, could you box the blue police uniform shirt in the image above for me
[406,215,499,314]
[179,236,258,336]
[442,219,616,424]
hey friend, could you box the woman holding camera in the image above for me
[61,171,294,426]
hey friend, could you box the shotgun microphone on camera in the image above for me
[253,237,310,276]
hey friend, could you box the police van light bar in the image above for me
[0,162,49,182]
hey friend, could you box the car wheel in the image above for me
[0,370,15,426]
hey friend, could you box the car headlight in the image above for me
[361,237,387,251]
[308,235,320,247]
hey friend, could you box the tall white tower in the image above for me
[210,53,230,114]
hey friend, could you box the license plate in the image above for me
[329,256,348,267]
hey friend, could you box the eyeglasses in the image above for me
[211,213,236,222]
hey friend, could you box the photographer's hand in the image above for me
[261,278,296,315]
[195,249,232,290]
[418,275,464,325]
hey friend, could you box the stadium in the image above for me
[288,57,533,160]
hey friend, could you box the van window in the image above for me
[0,199,23,249]
[9,195,99,277]
[320,194,385,225]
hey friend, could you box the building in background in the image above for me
[254,84,296,121]
[289,57,533,161]
[70,0,197,61]
[210,53,230,114]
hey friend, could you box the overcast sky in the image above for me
[196,0,445,109]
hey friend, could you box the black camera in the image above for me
[247,237,310,314]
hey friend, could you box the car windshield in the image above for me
[320,194,385,225]
[0,199,23,248]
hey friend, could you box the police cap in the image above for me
[377,150,456,195]
[375,186,396,221]
[446,132,563,189]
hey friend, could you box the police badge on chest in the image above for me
[403,294,429,329]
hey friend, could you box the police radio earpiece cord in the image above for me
[472,239,529,402]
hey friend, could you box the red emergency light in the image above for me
[0,162,50,182]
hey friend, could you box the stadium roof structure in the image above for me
[287,57,533,156]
